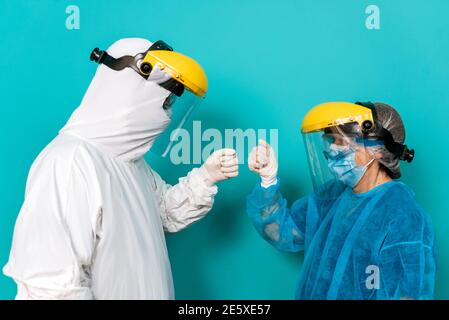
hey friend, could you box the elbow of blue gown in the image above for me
[246,179,305,252]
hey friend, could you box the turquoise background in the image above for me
[1,0,448,299]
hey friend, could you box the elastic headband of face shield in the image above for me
[354,101,415,163]
[90,40,185,97]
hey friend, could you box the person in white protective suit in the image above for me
[3,38,239,299]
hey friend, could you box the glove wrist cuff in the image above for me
[198,166,217,186]
[261,176,278,188]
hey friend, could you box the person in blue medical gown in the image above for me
[246,101,437,300]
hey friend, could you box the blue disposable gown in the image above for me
[246,179,437,300]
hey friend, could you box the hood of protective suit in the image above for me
[60,38,172,162]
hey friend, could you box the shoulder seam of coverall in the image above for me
[59,139,96,292]
[61,139,88,217]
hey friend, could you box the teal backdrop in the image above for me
[1,0,448,299]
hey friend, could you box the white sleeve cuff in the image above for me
[188,167,218,195]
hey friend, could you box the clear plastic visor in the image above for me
[151,90,202,157]
[302,123,384,193]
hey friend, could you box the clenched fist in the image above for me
[199,148,239,186]
[248,139,278,188]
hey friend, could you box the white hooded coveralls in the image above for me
[3,38,218,299]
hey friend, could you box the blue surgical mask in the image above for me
[325,145,374,188]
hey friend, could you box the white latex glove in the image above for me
[199,148,239,186]
[248,139,278,188]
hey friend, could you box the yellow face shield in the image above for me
[301,102,375,134]
[140,50,207,98]
[90,40,208,98]
[301,101,414,192]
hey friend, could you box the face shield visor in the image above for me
[303,122,384,193]
[90,40,208,157]
[302,102,416,196]
[151,89,202,156]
